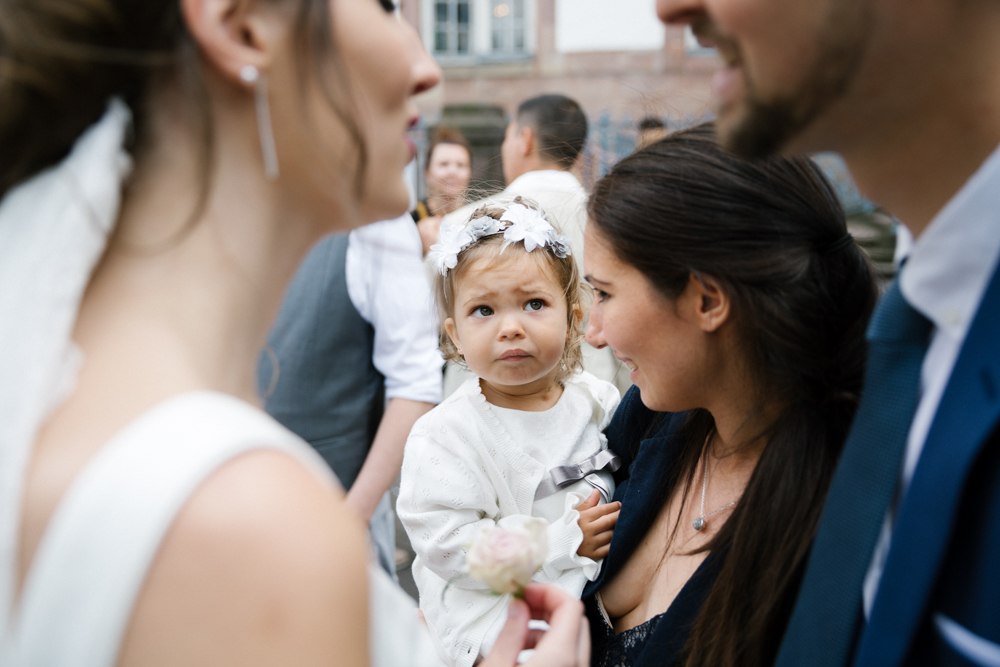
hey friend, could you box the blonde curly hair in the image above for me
[434,197,588,385]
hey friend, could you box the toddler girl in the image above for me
[397,198,622,667]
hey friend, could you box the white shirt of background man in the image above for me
[345,214,443,405]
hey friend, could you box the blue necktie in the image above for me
[774,278,933,667]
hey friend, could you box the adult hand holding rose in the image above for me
[481,584,590,667]
[465,522,588,666]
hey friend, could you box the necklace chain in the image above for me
[693,444,739,531]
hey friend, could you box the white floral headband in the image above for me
[428,202,572,277]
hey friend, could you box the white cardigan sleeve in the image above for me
[397,417,500,590]
[536,374,621,584]
[397,412,525,667]
[538,493,600,582]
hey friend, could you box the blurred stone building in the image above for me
[399,0,716,192]
[397,0,899,282]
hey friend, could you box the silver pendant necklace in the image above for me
[693,446,738,531]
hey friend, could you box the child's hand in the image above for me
[575,489,620,560]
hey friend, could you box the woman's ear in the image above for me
[180,0,286,85]
[519,125,536,159]
[443,317,462,354]
[686,273,730,333]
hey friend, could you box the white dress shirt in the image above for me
[863,141,1000,616]
[346,215,443,405]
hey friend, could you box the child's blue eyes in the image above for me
[594,289,609,302]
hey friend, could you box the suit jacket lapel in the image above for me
[856,262,1000,667]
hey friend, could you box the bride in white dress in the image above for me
[0,1,587,665]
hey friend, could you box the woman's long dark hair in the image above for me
[588,124,878,667]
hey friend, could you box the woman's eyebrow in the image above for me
[584,274,610,287]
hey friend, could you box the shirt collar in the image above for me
[506,169,583,194]
[900,141,1000,340]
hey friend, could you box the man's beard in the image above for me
[713,0,875,158]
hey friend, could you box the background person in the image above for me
[440,94,630,398]
[655,0,1000,665]
[580,126,878,667]
[260,214,441,580]
[412,128,472,255]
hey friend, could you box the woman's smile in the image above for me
[617,356,639,378]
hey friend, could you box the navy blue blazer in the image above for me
[850,262,1000,666]
[582,388,725,667]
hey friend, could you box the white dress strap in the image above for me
[4,391,334,667]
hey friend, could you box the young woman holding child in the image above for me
[580,125,879,667]
[398,198,623,667]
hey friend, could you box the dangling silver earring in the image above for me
[239,65,280,180]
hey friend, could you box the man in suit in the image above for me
[656,0,1000,665]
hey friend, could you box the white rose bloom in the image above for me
[466,520,549,596]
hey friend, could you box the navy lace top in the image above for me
[585,550,723,667]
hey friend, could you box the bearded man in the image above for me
[656,0,1000,665]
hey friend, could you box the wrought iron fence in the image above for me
[579,111,712,190]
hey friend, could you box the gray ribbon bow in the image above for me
[534,449,621,501]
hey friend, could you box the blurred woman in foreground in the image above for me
[0,0,585,664]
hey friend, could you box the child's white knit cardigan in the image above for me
[397,371,620,667]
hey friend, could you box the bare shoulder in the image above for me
[118,449,369,667]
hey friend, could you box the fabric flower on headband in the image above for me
[501,203,572,259]
[467,215,503,239]
[499,203,552,253]
[428,203,571,276]
[428,222,474,276]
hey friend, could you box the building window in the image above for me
[491,0,525,54]
[435,0,471,55]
